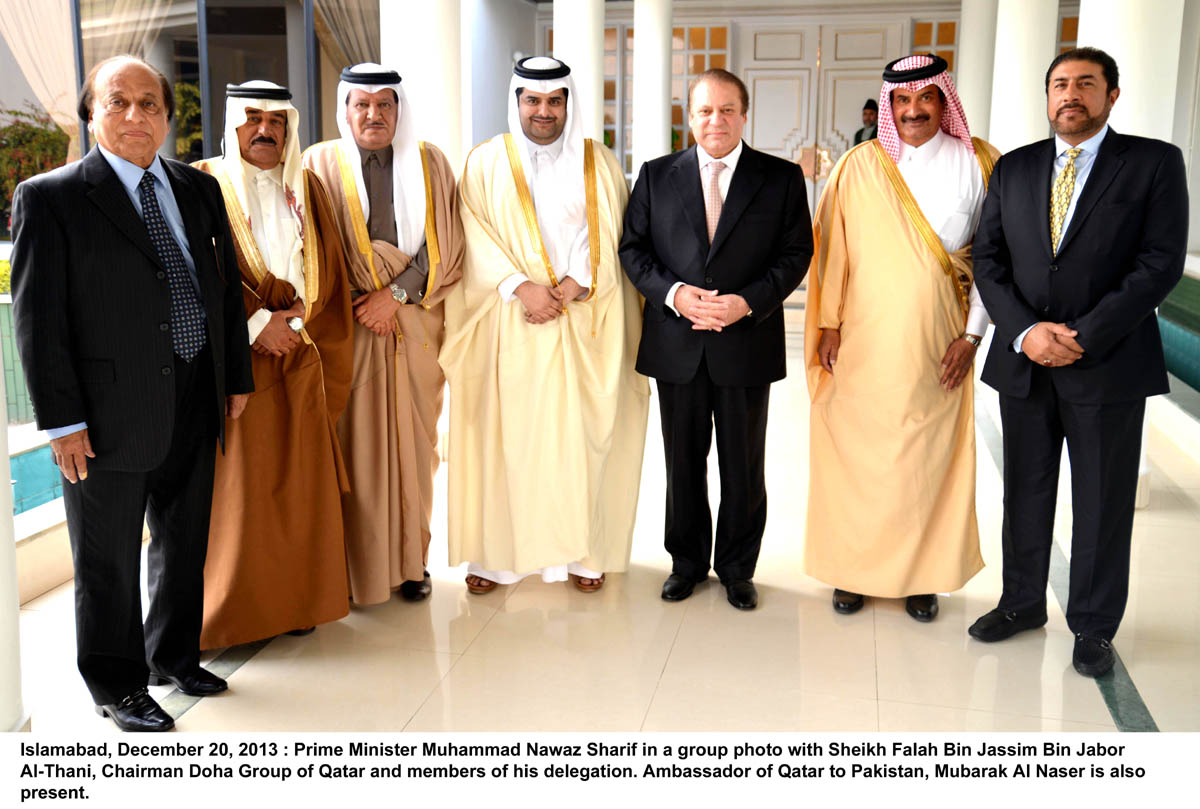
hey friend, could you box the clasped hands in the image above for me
[516,278,587,324]
[353,287,405,337]
[672,284,750,332]
[252,300,306,355]
[1021,321,1084,367]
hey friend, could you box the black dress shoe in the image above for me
[148,667,228,697]
[661,573,698,601]
[400,571,433,601]
[832,589,864,614]
[967,607,1048,642]
[724,579,757,610]
[95,688,174,732]
[286,626,316,636]
[905,594,938,622]
[1072,634,1115,678]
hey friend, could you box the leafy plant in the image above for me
[175,81,204,161]
[0,259,9,294]
[0,104,70,238]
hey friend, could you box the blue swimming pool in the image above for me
[11,445,62,514]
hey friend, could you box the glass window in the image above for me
[912,22,933,48]
[936,21,956,46]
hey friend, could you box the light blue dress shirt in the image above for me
[47,146,200,440]
[1012,124,1110,355]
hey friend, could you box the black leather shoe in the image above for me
[1073,634,1115,678]
[148,667,228,697]
[724,579,757,610]
[967,607,1048,642]
[400,571,433,601]
[285,626,315,636]
[906,594,938,622]
[661,573,698,602]
[832,589,864,614]
[95,688,174,732]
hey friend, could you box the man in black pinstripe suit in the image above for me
[10,56,254,731]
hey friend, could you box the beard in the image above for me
[1051,103,1110,137]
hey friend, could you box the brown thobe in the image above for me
[194,163,355,648]
[302,139,463,605]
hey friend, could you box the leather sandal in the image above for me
[465,574,497,595]
[569,573,606,593]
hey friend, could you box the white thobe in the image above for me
[240,160,305,343]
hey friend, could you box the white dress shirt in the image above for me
[497,134,592,302]
[665,140,745,315]
[242,160,305,344]
[1013,124,1110,353]
[896,129,990,338]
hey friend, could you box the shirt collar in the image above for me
[358,144,393,166]
[241,157,284,187]
[897,128,950,165]
[697,140,743,173]
[1054,124,1109,158]
[525,132,565,163]
[98,143,169,196]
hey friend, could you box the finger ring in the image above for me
[1044,360,1051,365]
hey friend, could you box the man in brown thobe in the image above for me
[196,81,355,648]
[303,64,463,604]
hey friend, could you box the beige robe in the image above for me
[302,139,464,606]
[440,137,648,574]
[803,138,999,597]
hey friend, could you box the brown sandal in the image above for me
[569,573,606,593]
[465,574,498,595]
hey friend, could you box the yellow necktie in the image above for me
[1050,147,1082,254]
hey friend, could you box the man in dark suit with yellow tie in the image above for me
[10,55,254,729]
[969,47,1188,677]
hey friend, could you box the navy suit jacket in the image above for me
[10,147,254,471]
[973,128,1188,404]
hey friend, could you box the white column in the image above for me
[382,0,465,170]
[631,0,672,177]
[0,353,26,732]
[1076,0,1187,508]
[552,0,604,142]
[957,0,998,141]
[987,0,1059,154]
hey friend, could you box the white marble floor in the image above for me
[17,308,1200,732]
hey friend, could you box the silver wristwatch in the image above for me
[286,316,304,333]
[962,333,981,347]
[389,282,408,304]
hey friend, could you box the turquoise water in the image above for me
[11,445,62,514]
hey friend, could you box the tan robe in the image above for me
[440,136,649,574]
[803,138,999,597]
[302,140,464,606]
[195,163,355,648]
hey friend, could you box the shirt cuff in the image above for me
[247,308,272,345]
[965,307,990,339]
[498,273,530,303]
[46,422,87,439]
[665,281,685,316]
[1013,324,1036,354]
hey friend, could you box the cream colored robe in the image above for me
[302,140,464,606]
[441,137,648,574]
[803,138,999,597]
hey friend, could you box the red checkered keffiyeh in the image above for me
[876,53,974,163]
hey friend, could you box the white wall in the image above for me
[466,0,537,149]
[1173,0,1200,253]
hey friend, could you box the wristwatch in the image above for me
[286,316,304,333]
[389,282,408,304]
[962,333,981,347]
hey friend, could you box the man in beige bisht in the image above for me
[303,64,463,604]
[441,57,648,594]
[805,54,1000,622]
[196,81,354,647]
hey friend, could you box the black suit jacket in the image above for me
[619,144,812,386]
[10,147,255,471]
[973,128,1188,404]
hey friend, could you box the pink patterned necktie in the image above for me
[704,160,726,242]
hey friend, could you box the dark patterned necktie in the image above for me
[138,171,206,360]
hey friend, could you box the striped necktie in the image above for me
[138,171,207,360]
[1049,147,1082,255]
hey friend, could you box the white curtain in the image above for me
[84,0,171,61]
[314,0,379,66]
[0,0,80,159]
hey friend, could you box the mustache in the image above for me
[900,114,931,123]
[1056,104,1087,114]
[251,136,277,146]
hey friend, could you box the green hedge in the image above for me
[0,259,8,294]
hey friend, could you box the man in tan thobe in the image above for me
[303,64,463,604]
[805,54,1000,621]
[196,81,354,647]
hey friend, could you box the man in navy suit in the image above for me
[619,69,812,610]
[10,55,254,728]
[969,47,1188,676]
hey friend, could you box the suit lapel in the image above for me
[82,148,165,270]
[163,159,217,306]
[708,143,765,261]
[668,147,710,257]
[1055,129,1126,256]
[1025,140,1055,259]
